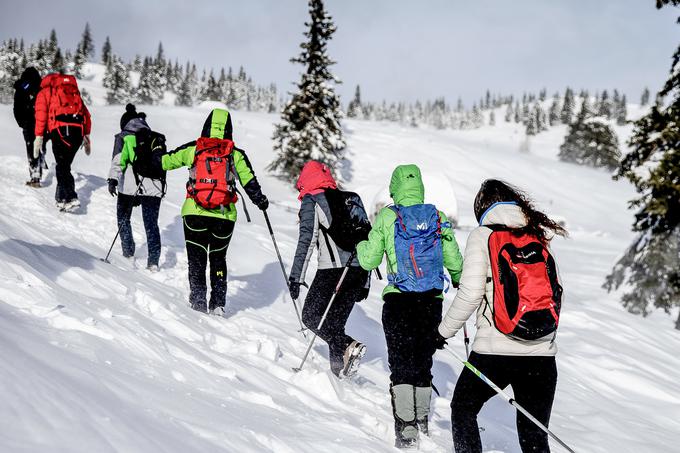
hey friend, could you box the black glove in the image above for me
[255,195,269,211]
[288,279,302,301]
[434,332,448,350]
[107,178,118,197]
[357,287,370,301]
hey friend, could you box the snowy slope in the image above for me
[1,67,679,452]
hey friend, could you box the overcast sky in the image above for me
[2,0,678,105]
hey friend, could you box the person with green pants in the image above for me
[160,108,268,315]
[356,164,463,449]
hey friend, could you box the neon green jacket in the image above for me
[161,108,265,221]
[356,164,464,297]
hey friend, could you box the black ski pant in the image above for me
[49,128,83,202]
[451,352,557,453]
[382,290,442,387]
[302,267,367,375]
[22,128,44,179]
[183,215,234,311]
[117,194,162,266]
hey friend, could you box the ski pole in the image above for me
[101,178,145,263]
[262,209,306,336]
[444,347,576,453]
[462,323,470,358]
[293,249,357,372]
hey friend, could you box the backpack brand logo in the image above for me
[416,222,428,230]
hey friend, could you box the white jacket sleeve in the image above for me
[439,227,490,338]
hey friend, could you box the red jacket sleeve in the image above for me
[82,103,91,135]
[34,88,49,137]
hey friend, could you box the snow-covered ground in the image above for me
[1,65,679,452]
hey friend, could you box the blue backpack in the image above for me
[389,204,449,293]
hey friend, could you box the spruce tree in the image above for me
[175,66,197,107]
[549,93,560,126]
[605,19,680,328]
[347,84,363,119]
[599,90,612,118]
[101,37,112,65]
[514,101,521,123]
[103,56,132,105]
[504,103,513,122]
[269,0,345,180]
[136,57,164,104]
[641,87,650,106]
[559,100,620,171]
[617,94,628,125]
[560,87,575,124]
[489,110,496,126]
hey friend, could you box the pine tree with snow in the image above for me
[616,94,628,125]
[504,103,513,122]
[101,36,112,65]
[269,0,346,180]
[549,93,560,126]
[51,47,65,73]
[103,56,132,105]
[641,87,650,106]
[347,85,363,119]
[131,54,142,72]
[560,87,575,124]
[598,90,612,118]
[489,110,496,126]
[175,66,197,107]
[525,107,538,136]
[559,110,620,170]
[136,57,164,104]
[514,101,521,123]
[539,88,547,102]
[521,102,530,124]
[73,23,94,78]
[605,25,680,328]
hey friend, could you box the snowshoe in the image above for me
[25,178,41,188]
[209,306,226,317]
[339,340,366,379]
[61,198,80,212]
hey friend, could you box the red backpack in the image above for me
[49,75,85,131]
[487,228,562,341]
[187,137,238,209]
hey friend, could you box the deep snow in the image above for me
[0,64,679,452]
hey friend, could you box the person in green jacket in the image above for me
[161,108,268,315]
[356,164,463,449]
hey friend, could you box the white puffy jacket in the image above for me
[438,203,558,356]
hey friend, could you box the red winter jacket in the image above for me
[34,73,91,137]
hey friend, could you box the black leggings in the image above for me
[451,352,557,453]
[382,291,442,386]
[117,194,162,266]
[50,128,83,202]
[183,215,234,311]
[302,267,367,374]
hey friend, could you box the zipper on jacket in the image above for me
[409,243,422,278]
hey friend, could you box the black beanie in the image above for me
[120,103,146,130]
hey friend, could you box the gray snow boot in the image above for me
[415,386,432,436]
[390,383,419,449]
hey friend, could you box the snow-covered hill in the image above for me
[1,67,679,452]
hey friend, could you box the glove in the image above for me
[33,136,43,159]
[255,195,269,211]
[82,135,91,156]
[107,178,118,197]
[357,287,370,301]
[288,279,302,301]
[434,332,448,350]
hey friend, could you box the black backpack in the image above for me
[321,188,371,252]
[131,128,167,182]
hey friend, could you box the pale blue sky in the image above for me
[2,0,678,105]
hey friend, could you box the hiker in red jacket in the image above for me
[34,73,92,211]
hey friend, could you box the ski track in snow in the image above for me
[0,63,679,452]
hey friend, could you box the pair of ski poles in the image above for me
[448,323,576,453]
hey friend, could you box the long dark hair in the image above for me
[473,179,567,242]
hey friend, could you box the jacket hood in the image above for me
[201,108,233,139]
[389,164,424,206]
[39,73,60,89]
[123,117,150,134]
[296,161,338,200]
[14,67,41,90]
[480,202,527,228]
